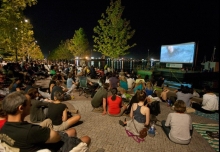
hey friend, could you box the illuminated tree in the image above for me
[0,0,38,60]
[69,28,90,58]
[93,0,136,59]
[48,40,73,60]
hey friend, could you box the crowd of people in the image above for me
[0,60,219,151]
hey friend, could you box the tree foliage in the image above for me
[48,40,73,60]
[69,28,90,58]
[0,0,41,61]
[93,0,136,59]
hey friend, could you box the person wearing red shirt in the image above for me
[107,88,127,117]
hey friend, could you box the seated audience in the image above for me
[191,85,219,113]
[47,91,81,131]
[0,91,91,152]
[91,83,109,115]
[51,80,68,100]
[27,88,49,123]
[117,75,128,95]
[126,74,135,89]
[8,77,22,93]
[160,86,170,102]
[119,90,150,136]
[145,81,154,96]
[161,100,193,145]
[109,72,119,90]
[176,86,193,107]
[133,75,145,94]
[107,88,127,117]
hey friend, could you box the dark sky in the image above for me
[24,0,219,63]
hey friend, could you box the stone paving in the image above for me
[36,78,218,152]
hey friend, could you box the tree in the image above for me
[93,0,136,59]
[0,0,38,61]
[48,40,73,60]
[69,28,90,58]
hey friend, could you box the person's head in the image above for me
[2,91,31,117]
[55,80,61,86]
[27,88,39,99]
[203,85,212,93]
[53,91,64,101]
[68,73,73,78]
[102,83,109,90]
[52,75,58,81]
[120,76,127,82]
[174,100,186,113]
[111,88,118,101]
[137,90,147,102]
[98,77,106,86]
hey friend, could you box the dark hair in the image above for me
[137,90,147,101]
[111,88,118,101]
[54,91,64,101]
[174,100,186,113]
[204,85,212,93]
[27,88,38,99]
[102,83,109,90]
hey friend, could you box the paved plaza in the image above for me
[36,78,218,152]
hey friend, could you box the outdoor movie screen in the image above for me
[160,42,196,63]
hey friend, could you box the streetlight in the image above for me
[15,27,18,62]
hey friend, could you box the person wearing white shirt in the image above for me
[192,86,218,113]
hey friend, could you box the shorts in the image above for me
[53,121,68,131]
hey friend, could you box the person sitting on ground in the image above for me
[160,86,170,102]
[109,72,119,90]
[38,75,58,99]
[107,88,128,117]
[27,88,50,123]
[161,100,193,145]
[0,102,7,129]
[66,73,79,95]
[91,83,109,115]
[176,86,193,107]
[145,81,154,96]
[145,95,161,123]
[8,77,22,93]
[133,75,146,94]
[51,80,68,100]
[117,75,128,95]
[47,91,81,131]
[119,90,150,136]
[0,91,91,152]
[126,74,135,90]
[191,85,219,114]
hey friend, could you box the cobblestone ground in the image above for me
[36,78,218,152]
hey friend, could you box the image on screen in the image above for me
[160,42,195,63]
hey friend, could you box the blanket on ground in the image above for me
[193,123,219,152]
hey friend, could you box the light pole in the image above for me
[15,27,18,62]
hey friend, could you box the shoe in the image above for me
[206,131,219,139]
[119,120,126,127]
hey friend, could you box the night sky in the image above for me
[23,0,219,63]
